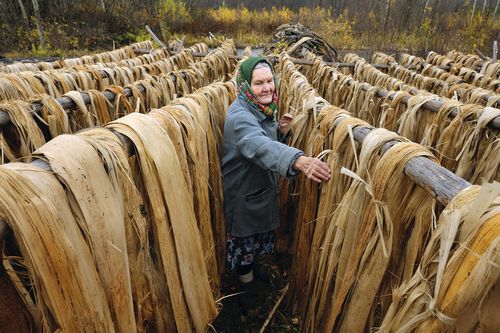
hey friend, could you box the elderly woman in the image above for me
[222,56,330,311]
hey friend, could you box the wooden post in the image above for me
[177,35,186,53]
[493,40,498,61]
[145,25,166,49]
[475,48,489,60]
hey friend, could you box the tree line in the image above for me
[0,0,498,55]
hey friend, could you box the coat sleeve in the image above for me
[231,112,303,177]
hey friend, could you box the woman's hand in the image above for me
[279,113,294,135]
[293,156,331,183]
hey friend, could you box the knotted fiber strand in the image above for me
[0,100,45,163]
[0,163,115,332]
[379,182,500,332]
[107,113,216,332]
[33,134,136,332]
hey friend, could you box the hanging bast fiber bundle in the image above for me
[33,133,137,332]
[107,113,217,332]
[379,182,500,332]
[300,110,372,325]
[0,163,115,332]
[32,94,71,139]
[75,128,170,332]
[0,100,46,163]
[154,81,237,292]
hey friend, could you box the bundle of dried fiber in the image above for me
[378,90,413,132]
[447,83,500,107]
[58,43,144,68]
[427,51,456,69]
[130,77,175,110]
[400,53,426,68]
[155,81,236,290]
[379,182,500,332]
[33,133,137,332]
[480,60,500,80]
[303,127,399,331]
[446,50,486,70]
[31,94,70,138]
[371,52,396,65]
[324,140,436,332]
[0,74,46,102]
[0,61,55,73]
[0,163,115,332]
[301,110,372,326]
[182,82,237,275]
[397,95,443,143]
[435,103,499,183]
[0,100,45,163]
[104,86,135,119]
[107,113,216,332]
[76,127,169,332]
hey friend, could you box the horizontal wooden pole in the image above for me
[351,126,471,206]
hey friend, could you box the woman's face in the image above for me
[250,66,275,105]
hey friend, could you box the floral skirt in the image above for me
[226,231,275,271]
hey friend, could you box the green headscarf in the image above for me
[236,56,279,119]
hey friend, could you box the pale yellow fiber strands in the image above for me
[107,113,216,332]
[379,182,500,332]
[0,163,115,332]
[0,100,45,163]
[76,127,169,332]
[33,134,136,332]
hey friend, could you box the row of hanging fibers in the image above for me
[276,52,436,332]
[373,52,500,105]
[426,50,500,82]
[0,41,237,164]
[392,52,500,93]
[297,52,499,185]
[344,52,500,108]
[273,51,499,333]
[0,47,238,331]
[0,40,155,73]
[0,42,211,102]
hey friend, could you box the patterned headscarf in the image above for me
[236,56,279,119]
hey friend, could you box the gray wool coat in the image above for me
[222,97,303,237]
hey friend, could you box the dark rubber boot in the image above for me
[238,279,258,315]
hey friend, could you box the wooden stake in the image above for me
[145,25,166,49]
[259,283,289,333]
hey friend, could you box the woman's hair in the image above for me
[253,61,272,71]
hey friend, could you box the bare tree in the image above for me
[383,0,391,31]
[31,0,45,49]
[17,0,34,49]
[471,0,478,19]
